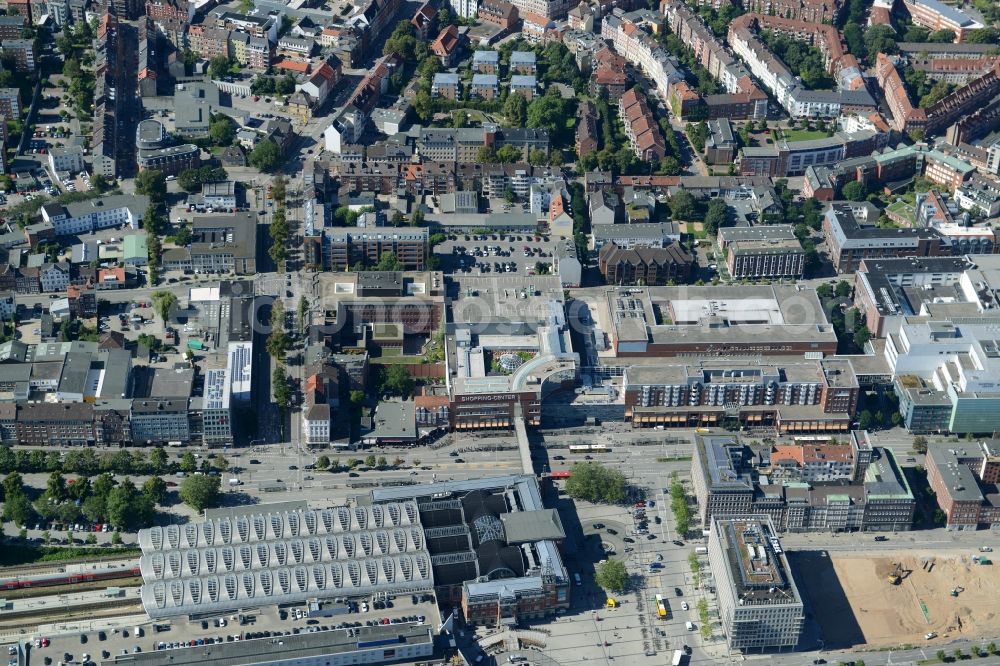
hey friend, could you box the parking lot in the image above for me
[433,234,575,276]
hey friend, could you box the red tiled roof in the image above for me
[274,58,310,73]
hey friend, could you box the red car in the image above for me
[166,481,178,487]
[634,501,646,508]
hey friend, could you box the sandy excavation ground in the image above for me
[800,551,1000,648]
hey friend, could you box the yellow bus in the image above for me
[655,594,668,619]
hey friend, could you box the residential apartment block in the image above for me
[322,227,428,271]
[598,242,693,286]
[824,201,947,272]
[40,195,149,236]
[718,226,805,280]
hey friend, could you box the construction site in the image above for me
[794,550,1000,648]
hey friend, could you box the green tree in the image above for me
[135,170,167,202]
[150,446,168,471]
[142,476,168,505]
[669,473,690,535]
[297,296,309,333]
[273,367,291,409]
[249,139,281,171]
[374,251,403,271]
[208,55,232,79]
[853,326,871,350]
[179,475,221,513]
[841,181,866,201]
[526,93,567,135]
[669,190,696,221]
[111,530,122,545]
[864,24,898,57]
[81,495,105,523]
[349,390,365,406]
[843,22,866,61]
[835,280,852,298]
[477,146,498,163]
[151,290,178,322]
[381,365,414,398]
[180,451,198,474]
[504,91,527,126]
[413,89,433,123]
[564,462,627,503]
[595,558,628,592]
[987,642,997,655]
[2,471,24,499]
[859,410,874,430]
[365,454,377,468]
[495,144,523,163]
[316,455,331,470]
[209,114,236,146]
[107,480,154,530]
[377,456,388,469]
[927,29,955,43]
[3,493,34,526]
[267,328,290,360]
[703,198,728,236]
[45,472,67,502]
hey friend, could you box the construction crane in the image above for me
[887,562,904,585]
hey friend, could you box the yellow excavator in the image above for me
[887,562,904,585]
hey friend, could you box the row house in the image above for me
[403,161,457,197]
[619,89,665,161]
[456,163,553,199]
[663,0,742,91]
[742,0,837,22]
[145,0,187,21]
[603,11,683,102]
[188,24,231,59]
[591,47,629,99]
[334,161,399,195]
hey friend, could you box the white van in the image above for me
[685,622,694,631]
[228,478,242,486]
[135,626,143,637]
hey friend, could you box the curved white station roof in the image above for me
[138,502,433,619]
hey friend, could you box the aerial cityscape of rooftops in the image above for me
[2,0,1000,663]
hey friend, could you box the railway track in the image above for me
[0,557,136,580]
[0,576,142,600]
